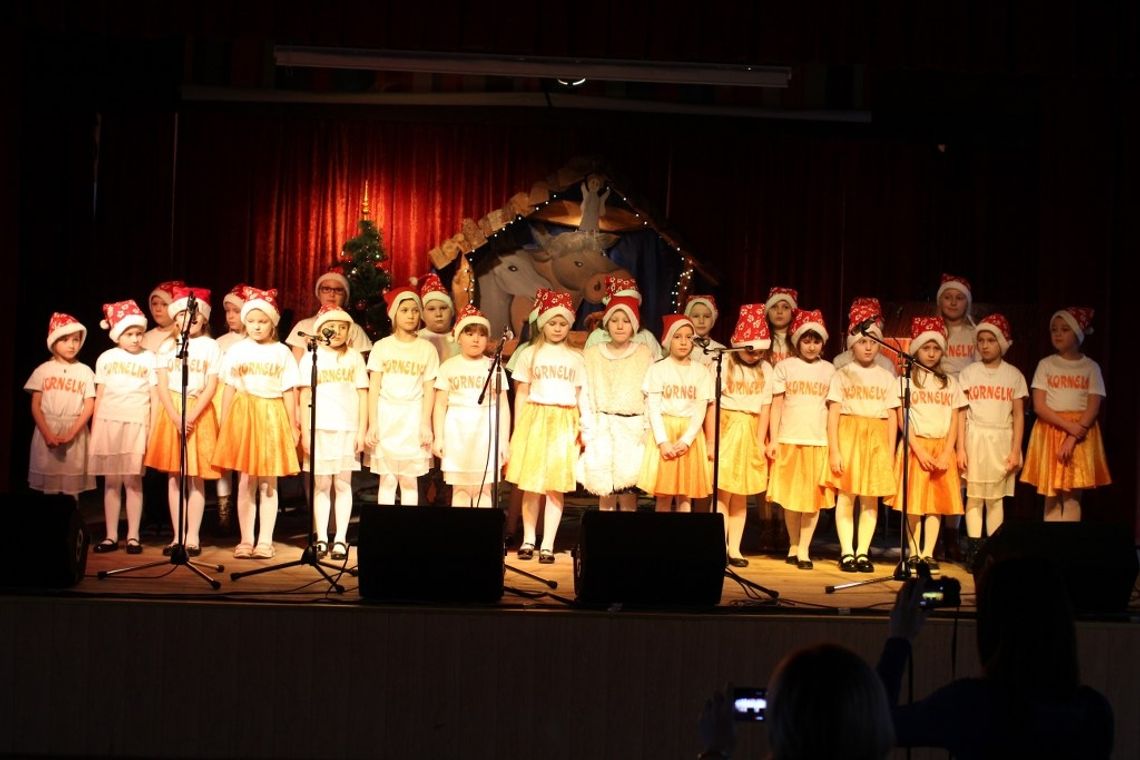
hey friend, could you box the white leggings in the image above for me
[237,474,280,548]
[103,474,143,541]
[314,472,353,544]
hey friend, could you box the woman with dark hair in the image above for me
[879,558,1114,758]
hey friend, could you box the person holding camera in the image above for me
[698,644,894,760]
[879,559,1114,758]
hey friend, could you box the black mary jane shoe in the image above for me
[162,543,178,557]
[330,542,349,561]
[796,559,814,570]
[784,555,798,565]
[727,556,749,568]
[516,543,535,561]
[314,541,329,559]
[839,554,857,573]
[855,554,875,573]
[538,548,555,564]
[94,538,119,554]
[125,538,143,555]
[185,545,202,557]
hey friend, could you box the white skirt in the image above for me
[88,417,147,476]
[576,412,648,496]
[965,422,1017,499]
[302,429,362,475]
[369,398,429,477]
[29,412,94,495]
[441,405,505,486]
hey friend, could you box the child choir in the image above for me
[27,271,1111,571]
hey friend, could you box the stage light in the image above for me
[556,77,587,87]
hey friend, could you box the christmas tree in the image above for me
[336,184,392,339]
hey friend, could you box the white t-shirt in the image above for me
[220,338,299,398]
[827,362,900,419]
[286,316,373,355]
[215,331,244,355]
[959,360,1029,427]
[25,359,96,416]
[771,357,834,446]
[365,335,440,403]
[94,347,155,423]
[141,326,168,354]
[418,327,460,363]
[689,337,727,368]
[155,335,220,398]
[1030,354,1106,413]
[643,357,714,419]
[720,360,772,414]
[768,330,793,367]
[833,349,897,374]
[942,322,976,377]
[298,346,368,431]
[902,369,968,439]
[435,354,509,408]
[510,342,586,406]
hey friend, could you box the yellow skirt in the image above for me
[144,395,221,479]
[767,443,835,513]
[887,436,963,515]
[823,415,896,496]
[506,403,579,494]
[1020,413,1112,496]
[637,414,712,498]
[715,409,768,496]
[212,393,300,477]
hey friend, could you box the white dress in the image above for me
[576,343,653,495]
[25,359,96,494]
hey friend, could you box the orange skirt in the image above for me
[887,436,963,515]
[823,415,896,496]
[212,393,300,477]
[144,395,221,479]
[715,409,768,496]
[767,443,835,513]
[637,415,711,498]
[1020,413,1112,496]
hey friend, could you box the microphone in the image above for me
[849,317,878,336]
[692,335,711,347]
[321,327,335,342]
[493,326,513,357]
[296,330,330,344]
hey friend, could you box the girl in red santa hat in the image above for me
[637,314,714,513]
[145,287,222,556]
[213,287,301,559]
[1020,307,1111,521]
[89,300,155,553]
[764,286,799,366]
[506,290,590,563]
[684,294,725,368]
[26,313,96,497]
[714,304,774,567]
[886,317,968,573]
[210,283,249,530]
[766,309,836,569]
[365,286,440,507]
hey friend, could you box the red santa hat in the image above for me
[790,308,828,345]
[453,303,491,338]
[936,273,973,310]
[313,303,354,335]
[223,283,249,310]
[149,280,185,306]
[240,286,281,326]
[536,289,575,330]
[417,272,452,308]
[730,303,771,349]
[660,314,696,346]
[169,286,212,322]
[47,312,86,352]
[910,315,948,351]
[846,297,885,348]
[1052,306,1095,344]
[384,286,421,321]
[528,287,553,325]
[315,269,350,300]
[99,299,148,343]
[765,286,799,311]
[603,275,642,305]
[976,313,1013,355]
[602,295,640,333]
[684,294,718,321]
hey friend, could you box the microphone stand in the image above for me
[480,330,556,590]
[826,326,935,594]
[700,340,778,601]
[230,332,355,591]
[100,294,224,588]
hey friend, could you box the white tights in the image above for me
[522,490,563,552]
[237,474,279,548]
[103,474,143,541]
[378,474,418,506]
[964,497,1004,537]
[600,493,638,511]
[1044,490,1082,522]
[906,514,941,558]
[314,472,353,544]
[716,491,749,559]
[452,484,494,508]
[783,509,820,561]
[167,474,205,547]
[655,495,692,512]
[835,492,878,557]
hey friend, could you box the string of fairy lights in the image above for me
[446,181,699,312]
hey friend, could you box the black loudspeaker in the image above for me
[1,492,89,588]
[574,511,726,607]
[974,521,1139,614]
[357,506,504,603]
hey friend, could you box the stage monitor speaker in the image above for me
[1,492,89,589]
[357,506,504,603]
[574,511,726,607]
[974,521,1138,614]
